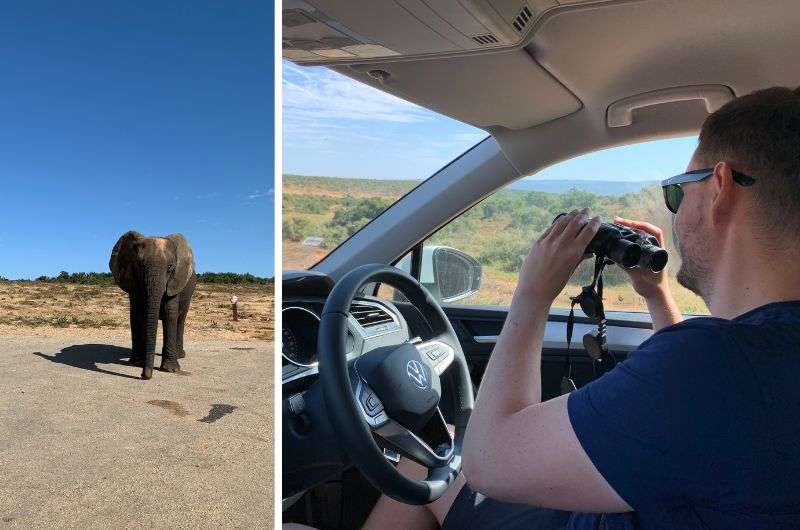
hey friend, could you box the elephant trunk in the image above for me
[142,271,166,380]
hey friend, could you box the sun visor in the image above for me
[333,50,581,130]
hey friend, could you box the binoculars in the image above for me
[553,213,668,272]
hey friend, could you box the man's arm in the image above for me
[613,217,683,332]
[463,209,632,512]
[643,290,683,333]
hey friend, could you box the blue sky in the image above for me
[283,60,699,182]
[1,2,274,280]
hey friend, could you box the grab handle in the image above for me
[607,85,735,127]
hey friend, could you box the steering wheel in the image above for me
[318,264,474,505]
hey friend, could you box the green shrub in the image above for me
[285,194,337,214]
[329,197,391,232]
[319,224,349,248]
[196,273,274,285]
[283,217,312,242]
[509,207,551,231]
[478,234,532,273]
[34,272,114,285]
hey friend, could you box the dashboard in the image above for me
[282,271,412,388]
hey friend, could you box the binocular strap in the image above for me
[561,256,612,395]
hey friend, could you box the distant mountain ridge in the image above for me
[510,179,659,196]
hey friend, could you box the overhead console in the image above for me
[282,0,566,65]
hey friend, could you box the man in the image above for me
[463,85,800,529]
[288,86,800,529]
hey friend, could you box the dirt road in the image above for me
[0,334,273,529]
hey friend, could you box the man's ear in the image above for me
[710,161,736,226]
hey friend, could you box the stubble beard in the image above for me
[675,220,712,300]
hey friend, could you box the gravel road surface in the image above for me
[0,335,273,529]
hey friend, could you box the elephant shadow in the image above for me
[32,344,144,380]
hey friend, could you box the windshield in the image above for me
[281,60,487,270]
[281,61,707,316]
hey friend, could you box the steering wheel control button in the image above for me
[423,345,441,361]
[287,393,306,415]
[358,385,384,417]
[416,341,454,374]
[366,394,380,412]
[375,411,388,422]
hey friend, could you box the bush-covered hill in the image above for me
[283,174,672,285]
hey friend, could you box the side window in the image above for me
[374,257,411,302]
[392,140,709,315]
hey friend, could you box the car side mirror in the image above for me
[426,246,481,303]
[391,245,481,304]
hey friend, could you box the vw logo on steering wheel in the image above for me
[406,359,428,390]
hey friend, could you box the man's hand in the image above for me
[613,217,683,330]
[612,217,671,299]
[516,208,600,304]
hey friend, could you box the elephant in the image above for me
[109,231,197,380]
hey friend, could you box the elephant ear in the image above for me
[109,231,143,294]
[165,233,195,296]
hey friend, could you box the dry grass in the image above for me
[0,282,274,341]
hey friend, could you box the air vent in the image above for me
[512,5,533,33]
[472,34,499,46]
[350,302,394,328]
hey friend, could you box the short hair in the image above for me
[696,86,800,233]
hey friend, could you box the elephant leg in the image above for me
[176,274,196,358]
[129,293,145,367]
[159,295,181,373]
[160,301,168,358]
[176,313,187,359]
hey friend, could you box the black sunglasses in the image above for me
[660,168,756,213]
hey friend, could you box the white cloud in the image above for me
[246,188,275,200]
[282,61,431,126]
[281,60,489,179]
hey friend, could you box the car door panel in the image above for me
[442,305,653,399]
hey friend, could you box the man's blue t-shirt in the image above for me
[566,301,800,530]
